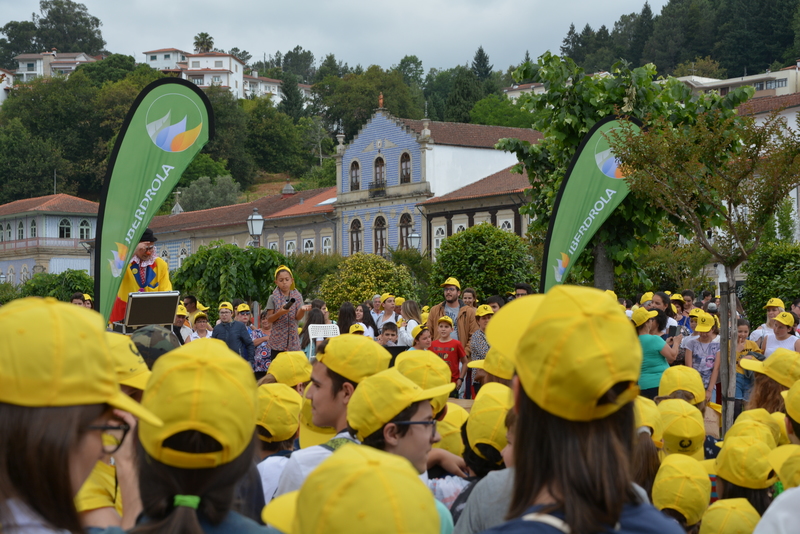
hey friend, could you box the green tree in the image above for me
[0,20,38,70]
[179,153,229,187]
[288,252,345,301]
[423,67,458,121]
[497,52,753,289]
[228,47,251,65]
[203,85,256,186]
[471,46,493,81]
[74,53,136,86]
[178,175,241,212]
[641,0,716,73]
[296,158,336,190]
[741,242,800,327]
[318,253,417,318]
[172,242,287,308]
[672,55,727,78]
[444,66,484,123]
[430,223,534,302]
[314,53,349,82]
[0,282,20,305]
[193,32,214,53]
[394,55,424,86]
[277,71,306,123]
[18,269,94,301]
[282,45,315,83]
[34,0,105,55]
[389,247,433,306]
[630,2,654,66]
[246,97,307,175]
[469,94,532,128]
[298,115,333,166]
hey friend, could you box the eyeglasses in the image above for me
[394,419,437,436]
[239,311,251,315]
[88,422,131,454]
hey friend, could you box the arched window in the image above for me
[59,219,72,239]
[268,242,278,251]
[374,157,385,186]
[161,249,170,262]
[29,220,36,238]
[285,241,296,255]
[20,265,29,282]
[455,224,466,233]
[17,221,24,240]
[500,220,513,232]
[7,266,14,285]
[6,224,11,241]
[374,216,387,255]
[178,247,188,267]
[400,153,411,184]
[79,220,91,240]
[322,236,332,254]
[350,220,362,254]
[303,238,314,254]
[399,213,412,249]
[433,226,446,252]
[0,228,3,242]
[350,161,360,191]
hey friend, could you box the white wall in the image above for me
[425,145,519,197]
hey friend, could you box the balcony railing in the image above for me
[0,237,83,251]
[368,180,386,198]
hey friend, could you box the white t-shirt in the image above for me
[762,333,798,358]
[357,323,375,339]
[257,455,290,503]
[754,486,800,534]
[273,430,358,496]
[750,324,773,343]
[189,330,212,341]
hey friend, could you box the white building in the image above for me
[180,52,245,99]
[142,48,189,71]
[0,68,13,106]
[243,72,283,101]
[12,50,97,82]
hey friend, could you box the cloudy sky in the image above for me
[3,0,669,72]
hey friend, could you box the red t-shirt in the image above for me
[430,338,466,382]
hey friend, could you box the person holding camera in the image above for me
[265,265,311,359]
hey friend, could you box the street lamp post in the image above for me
[408,229,421,251]
[246,207,264,247]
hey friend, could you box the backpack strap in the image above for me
[319,437,354,452]
[521,513,571,533]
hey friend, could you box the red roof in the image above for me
[143,48,189,54]
[149,188,331,234]
[398,119,542,149]
[244,75,282,84]
[0,194,98,217]
[423,166,529,205]
[503,82,543,91]
[738,93,800,115]
[265,188,336,220]
[185,52,243,62]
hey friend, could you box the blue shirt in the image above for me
[638,334,669,390]
[482,502,684,534]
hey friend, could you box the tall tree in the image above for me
[202,85,256,186]
[246,98,306,175]
[74,53,136,86]
[34,0,105,55]
[393,55,424,87]
[314,53,349,82]
[228,47,252,65]
[193,32,214,53]
[277,71,306,123]
[445,66,484,123]
[423,67,458,121]
[0,20,38,70]
[561,23,580,59]
[282,45,315,83]
[642,0,715,74]
[471,46,493,81]
[629,2,654,66]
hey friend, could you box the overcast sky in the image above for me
[3,0,669,72]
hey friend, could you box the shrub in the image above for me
[0,282,20,305]
[741,242,800,323]
[18,269,94,302]
[430,223,535,304]
[614,244,715,300]
[318,253,417,319]
[289,252,345,300]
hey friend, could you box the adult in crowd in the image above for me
[759,311,800,357]
[371,294,382,324]
[189,312,212,341]
[468,304,494,398]
[376,293,400,332]
[336,302,358,336]
[486,295,505,313]
[514,283,534,298]
[653,292,679,332]
[462,288,478,308]
[398,300,424,347]
[356,303,378,339]
[171,304,193,345]
[265,266,310,359]
[427,277,479,352]
[633,306,681,399]
[237,304,270,378]
[684,313,720,402]
[109,228,172,324]
[71,291,86,306]
[212,302,255,364]
[0,297,161,534]
[181,295,208,328]
[299,308,327,360]
[681,290,696,313]
[482,286,681,533]
[751,298,785,344]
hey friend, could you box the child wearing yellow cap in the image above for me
[759,311,800,357]
[750,297,785,345]
[397,299,424,346]
[255,383,303,505]
[265,266,311,360]
[482,286,683,534]
[430,316,468,396]
[409,324,433,351]
[684,313,720,403]
[742,347,800,413]
[0,298,161,534]
[467,304,494,398]
[700,498,760,534]
[652,455,711,533]
[733,318,761,418]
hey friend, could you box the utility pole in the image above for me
[53,169,56,194]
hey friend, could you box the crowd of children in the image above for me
[4,275,800,533]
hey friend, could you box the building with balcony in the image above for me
[143,48,190,72]
[178,51,246,98]
[12,50,97,82]
[0,68,13,105]
[0,194,98,284]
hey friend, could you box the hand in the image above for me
[428,448,468,478]
[301,304,312,312]
[705,389,713,402]
[111,409,137,466]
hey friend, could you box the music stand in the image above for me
[112,291,181,334]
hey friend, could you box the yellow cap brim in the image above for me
[701,458,717,475]
[768,444,800,474]
[467,360,485,369]
[708,402,722,415]
[109,389,162,427]
[119,370,151,391]
[261,491,297,533]
[198,303,209,311]
[413,382,456,403]
[739,358,765,374]
[485,295,544,364]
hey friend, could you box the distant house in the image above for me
[0,68,13,105]
[0,194,98,284]
[142,48,190,72]
[243,72,283,102]
[678,61,800,99]
[263,187,337,255]
[178,51,246,98]
[503,82,545,101]
[12,50,97,82]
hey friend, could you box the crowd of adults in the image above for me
[3,270,800,534]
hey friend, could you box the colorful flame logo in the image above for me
[109,242,128,278]
[594,147,626,179]
[146,110,202,153]
[553,252,570,283]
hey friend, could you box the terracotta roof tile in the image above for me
[423,166,529,205]
[738,93,800,115]
[398,119,542,149]
[149,188,331,234]
[265,188,336,220]
[0,194,98,217]
[143,48,189,54]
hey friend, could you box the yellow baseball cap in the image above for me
[768,444,800,488]
[175,304,188,316]
[348,323,365,334]
[485,295,544,364]
[467,347,515,381]
[512,286,641,422]
[394,297,405,308]
[347,367,454,441]
[432,402,469,456]
[698,499,760,534]
[712,436,777,489]
[437,315,453,327]
[138,338,257,468]
[740,348,800,388]
[411,324,428,340]
[466,383,513,461]
[670,293,684,302]
[774,311,794,327]
[395,350,453,414]
[718,421,777,450]
[105,332,152,391]
[658,365,705,404]
[736,408,783,447]
[261,445,439,534]
[689,307,703,318]
[219,301,234,311]
[194,312,209,322]
[652,454,711,526]
[83,293,93,301]
[0,297,161,427]
[659,399,706,460]
[267,351,312,387]
[764,297,785,309]
[197,301,209,311]
[475,304,494,317]
[693,312,715,333]
[783,380,800,422]
[274,265,295,290]
[315,334,391,384]
[237,303,251,313]
[635,396,664,448]
[772,412,791,445]
[631,306,658,328]
[422,305,430,313]
[640,291,654,304]
[380,292,394,303]
[440,277,461,289]
[256,383,302,442]
[298,384,336,448]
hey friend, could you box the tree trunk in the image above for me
[593,241,615,290]
[719,275,737,434]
